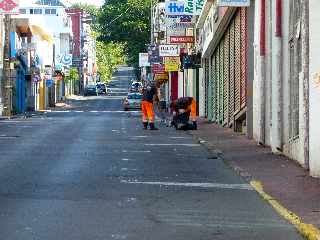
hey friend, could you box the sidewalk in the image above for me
[190,119,320,239]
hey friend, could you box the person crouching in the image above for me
[170,97,197,130]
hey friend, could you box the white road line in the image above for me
[122,150,151,153]
[169,137,188,139]
[145,144,201,147]
[120,180,253,190]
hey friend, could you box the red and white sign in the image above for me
[152,64,166,74]
[0,0,19,14]
[170,36,195,44]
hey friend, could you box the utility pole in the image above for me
[2,14,12,117]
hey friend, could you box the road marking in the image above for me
[121,180,253,190]
[251,181,320,239]
[122,150,151,153]
[145,144,201,147]
[121,158,130,161]
[130,136,148,138]
[169,137,188,139]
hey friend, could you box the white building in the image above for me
[18,0,73,102]
[309,1,320,177]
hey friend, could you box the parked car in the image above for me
[129,81,143,93]
[96,83,107,95]
[123,92,142,111]
[84,85,98,96]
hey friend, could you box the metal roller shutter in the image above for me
[211,54,216,122]
[219,41,224,124]
[240,7,247,109]
[234,10,241,114]
[224,32,230,125]
[229,19,235,124]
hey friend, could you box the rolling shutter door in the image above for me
[224,31,230,125]
[240,7,247,109]
[219,41,224,124]
[234,10,241,114]
[229,20,235,124]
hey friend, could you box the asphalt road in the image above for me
[0,66,303,240]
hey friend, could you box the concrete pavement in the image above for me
[190,119,320,239]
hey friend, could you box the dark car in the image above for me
[123,93,142,111]
[84,85,97,96]
[129,81,143,93]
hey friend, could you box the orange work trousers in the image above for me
[142,101,155,122]
[187,98,197,121]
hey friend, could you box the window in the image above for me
[30,9,43,14]
[45,9,57,15]
[19,9,26,14]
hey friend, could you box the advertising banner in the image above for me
[164,57,180,72]
[148,44,161,64]
[159,44,180,57]
[0,0,19,14]
[165,0,205,16]
[152,63,166,74]
[170,36,195,44]
[139,53,150,67]
[217,0,250,7]
[154,73,169,81]
[165,15,194,30]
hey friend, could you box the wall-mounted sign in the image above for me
[159,44,180,57]
[217,0,250,7]
[0,0,19,14]
[165,0,205,16]
[139,53,150,67]
[164,57,180,72]
[148,44,161,64]
[154,73,169,81]
[165,16,194,30]
[170,36,195,44]
[152,64,166,74]
[46,79,54,88]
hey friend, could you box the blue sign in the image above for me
[46,79,54,88]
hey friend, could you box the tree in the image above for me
[98,0,151,67]
[70,2,125,82]
[70,3,99,30]
[96,40,125,82]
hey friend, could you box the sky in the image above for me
[19,0,105,7]
[65,0,105,7]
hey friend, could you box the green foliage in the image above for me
[71,1,127,81]
[65,67,79,83]
[98,0,151,67]
[96,41,125,82]
[70,3,99,30]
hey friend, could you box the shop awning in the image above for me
[12,17,54,44]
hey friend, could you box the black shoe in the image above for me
[149,122,158,130]
[143,122,148,130]
[192,121,197,130]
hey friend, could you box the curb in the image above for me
[193,134,320,240]
[251,181,320,240]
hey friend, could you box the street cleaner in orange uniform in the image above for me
[141,82,159,130]
[170,97,197,130]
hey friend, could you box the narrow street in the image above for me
[0,66,303,240]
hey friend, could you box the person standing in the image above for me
[141,82,159,130]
